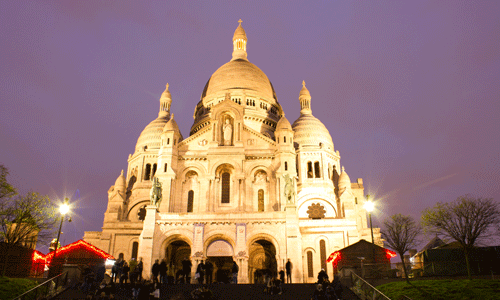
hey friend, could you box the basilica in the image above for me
[84,20,381,283]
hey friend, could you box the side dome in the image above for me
[201,59,277,103]
[292,114,334,149]
[114,170,126,191]
[292,81,334,150]
[135,116,169,152]
[276,114,292,131]
[338,166,351,191]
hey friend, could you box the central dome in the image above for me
[201,59,276,103]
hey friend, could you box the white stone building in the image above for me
[84,20,381,283]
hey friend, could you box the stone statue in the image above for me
[150,177,162,207]
[283,174,295,204]
[223,119,232,146]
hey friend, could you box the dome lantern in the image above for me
[232,19,248,61]
[299,81,312,115]
[159,83,172,118]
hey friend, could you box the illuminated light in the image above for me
[326,251,341,267]
[32,250,46,263]
[385,249,397,259]
[105,258,116,267]
[34,240,114,264]
[364,201,374,212]
[60,203,70,215]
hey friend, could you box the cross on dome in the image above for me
[232,19,248,61]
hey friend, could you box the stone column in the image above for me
[238,257,249,283]
[286,204,303,283]
[138,205,157,280]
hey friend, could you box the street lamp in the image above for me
[364,195,375,244]
[52,197,70,271]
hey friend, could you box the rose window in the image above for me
[307,203,326,219]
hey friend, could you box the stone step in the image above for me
[52,282,359,299]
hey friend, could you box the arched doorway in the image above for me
[248,239,277,283]
[206,240,234,283]
[165,240,191,280]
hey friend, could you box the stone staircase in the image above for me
[52,283,360,299]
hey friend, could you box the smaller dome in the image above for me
[114,170,126,191]
[276,114,292,131]
[135,116,169,152]
[292,114,334,148]
[163,113,181,134]
[338,166,351,190]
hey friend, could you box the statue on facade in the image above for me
[283,174,295,204]
[223,119,232,146]
[150,177,162,207]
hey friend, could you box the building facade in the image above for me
[84,21,381,283]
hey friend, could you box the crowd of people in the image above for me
[77,257,343,300]
[310,269,343,300]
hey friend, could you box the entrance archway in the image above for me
[248,239,277,283]
[206,240,234,283]
[165,240,191,279]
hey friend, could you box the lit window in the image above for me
[187,190,194,212]
[314,162,321,178]
[320,240,327,272]
[221,172,230,204]
[258,189,264,212]
[307,251,313,277]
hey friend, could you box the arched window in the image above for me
[314,162,321,178]
[258,189,264,212]
[320,240,327,272]
[307,251,313,278]
[164,163,168,172]
[221,172,230,204]
[144,164,151,180]
[152,163,157,177]
[284,162,288,171]
[131,242,138,260]
[187,190,194,212]
[284,136,286,143]
[307,162,313,178]
[167,138,170,145]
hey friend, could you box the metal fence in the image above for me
[11,272,68,300]
[349,271,392,300]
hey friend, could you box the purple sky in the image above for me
[1,1,499,253]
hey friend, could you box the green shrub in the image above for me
[0,276,38,300]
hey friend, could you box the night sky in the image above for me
[1,1,499,253]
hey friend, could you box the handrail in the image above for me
[11,272,68,300]
[350,272,392,300]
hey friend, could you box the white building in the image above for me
[84,20,381,283]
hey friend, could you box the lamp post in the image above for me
[52,197,70,271]
[364,195,375,244]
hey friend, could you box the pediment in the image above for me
[242,125,276,147]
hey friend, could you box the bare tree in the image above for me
[0,165,57,276]
[381,214,420,283]
[0,165,16,200]
[421,195,500,280]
